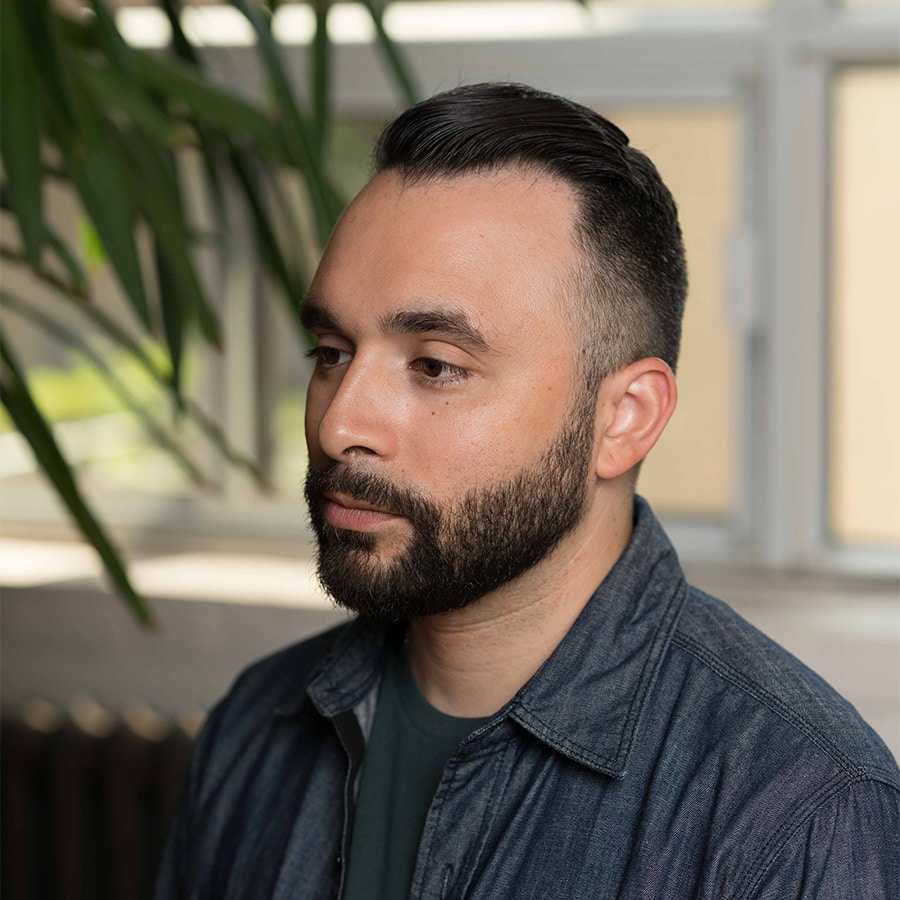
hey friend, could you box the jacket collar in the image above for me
[294,497,687,780]
[508,496,688,778]
[276,617,391,720]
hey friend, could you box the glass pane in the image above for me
[840,0,897,8]
[830,66,900,547]
[0,178,199,499]
[611,107,739,519]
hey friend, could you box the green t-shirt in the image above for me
[342,635,487,899]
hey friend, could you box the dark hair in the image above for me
[374,82,688,387]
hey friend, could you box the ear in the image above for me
[593,358,677,480]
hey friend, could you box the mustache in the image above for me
[304,463,434,523]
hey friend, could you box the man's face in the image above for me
[303,169,597,621]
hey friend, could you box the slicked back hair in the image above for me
[373,82,688,390]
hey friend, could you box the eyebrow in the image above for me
[380,307,490,351]
[300,293,339,332]
[301,294,490,352]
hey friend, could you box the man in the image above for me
[156,83,898,899]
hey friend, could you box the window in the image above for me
[829,66,900,548]
[3,0,898,577]
[614,107,739,520]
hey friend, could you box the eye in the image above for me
[306,345,351,370]
[411,357,470,385]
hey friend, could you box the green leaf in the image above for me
[88,0,140,84]
[15,0,75,129]
[2,291,209,488]
[0,185,87,295]
[0,241,155,375]
[153,241,185,400]
[77,58,177,144]
[197,134,229,255]
[160,0,202,68]
[1,245,270,488]
[0,333,154,627]
[42,224,89,297]
[156,0,235,318]
[311,0,331,165]
[358,0,419,107]
[1,0,45,265]
[116,132,222,351]
[134,52,285,158]
[229,0,344,243]
[229,150,309,339]
[49,58,152,330]
[77,217,108,271]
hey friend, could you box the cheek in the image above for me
[406,396,565,490]
[304,388,327,461]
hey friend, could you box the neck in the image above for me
[406,489,633,717]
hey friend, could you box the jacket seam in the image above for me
[412,737,514,897]
[734,772,897,900]
[671,630,899,785]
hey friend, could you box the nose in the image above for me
[307,356,398,462]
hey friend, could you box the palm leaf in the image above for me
[0,243,270,489]
[0,333,154,627]
[1,0,421,623]
[77,58,179,145]
[229,150,309,335]
[358,0,419,107]
[46,54,153,330]
[2,292,210,488]
[1,0,45,265]
[311,0,331,164]
[229,0,345,242]
[116,131,222,352]
[0,186,89,296]
[41,225,90,298]
[135,52,287,158]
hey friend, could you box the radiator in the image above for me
[1,699,200,900]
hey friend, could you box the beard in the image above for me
[304,397,596,623]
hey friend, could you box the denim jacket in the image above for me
[155,498,899,899]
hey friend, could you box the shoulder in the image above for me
[643,588,899,898]
[670,586,898,784]
[156,621,365,895]
[189,620,354,766]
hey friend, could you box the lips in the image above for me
[322,491,402,531]
[324,491,393,514]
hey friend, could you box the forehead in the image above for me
[308,168,582,347]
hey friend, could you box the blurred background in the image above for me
[1,0,898,897]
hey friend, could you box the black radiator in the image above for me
[1,700,199,900]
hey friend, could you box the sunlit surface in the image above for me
[117,0,766,48]
[0,537,331,608]
[619,107,739,519]
[0,539,102,586]
[840,0,899,8]
[830,66,900,547]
